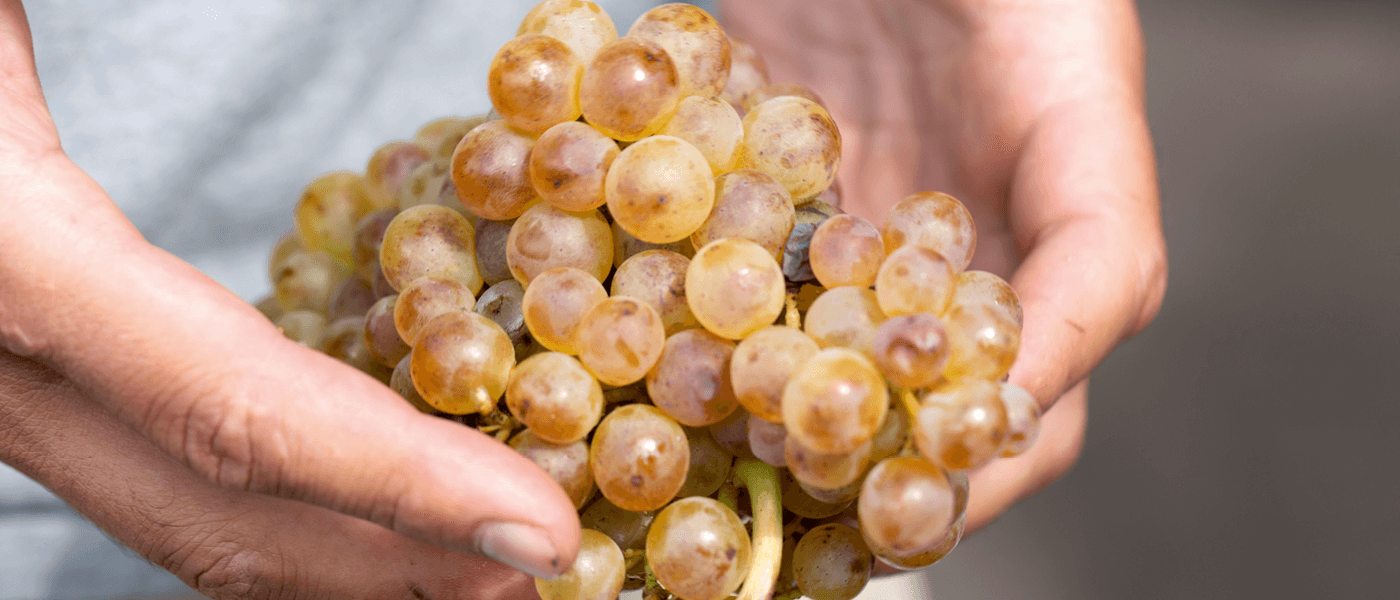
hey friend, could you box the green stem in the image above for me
[734,459,782,600]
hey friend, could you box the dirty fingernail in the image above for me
[475,521,562,580]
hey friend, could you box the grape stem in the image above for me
[734,459,782,600]
[784,293,801,329]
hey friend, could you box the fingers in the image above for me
[0,349,539,600]
[1006,97,1167,411]
[0,158,580,577]
[965,379,1088,534]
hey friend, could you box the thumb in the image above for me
[1,160,580,579]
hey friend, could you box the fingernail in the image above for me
[475,522,562,580]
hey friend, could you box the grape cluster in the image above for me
[253,3,1041,600]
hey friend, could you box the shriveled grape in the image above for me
[474,279,529,347]
[473,218,515,286]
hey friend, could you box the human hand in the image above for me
[0,2,576,598]
[723,0,1168,533]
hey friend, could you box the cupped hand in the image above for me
[0,2,575,598]
[724,0,1168,532]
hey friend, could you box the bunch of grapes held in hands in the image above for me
[258,2,1041,599]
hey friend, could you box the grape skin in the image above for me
[535,529,625,600]
[915,379,1010,471]
[409,311,515,415]
[646,497,751,600]
[379,205,483,294]
[871,470,969,570]
[509,429,595,509]
[322,316,392,383]
[365,141,432,210]
[781,472,850,519]
[516,0,618,65]
[363,294,410,367]
[272,250,349,314]
[266,231,304,285]
[395,159,450,212]
[579,37,680,142]
[1000,382,1042,457]
[875,244,956,317]
[627,3,731,98]
[744,82,827,114]
[867,402,910,465]
[783,199,840,285]
[605,135,715,244]
[737,96,841,200]
[870,313,950,390]
[589,404,689,511]
[473,218,516,286]
[326,276,376,323]
[579,497,654,553]
[810,214,884,289]
[731,325,820,423]
[294,171,377,265]
[953,269,1023,328]
[352,208,398,281]
[413,115,490,161]
[657,96,745,175]
[857,457,956,559]
[686,238,786,340]
[450,119,541,221]
[574,296,666,386]
[793,523,874,600]
[610,249,697,336]
[676,426,733,498]
[612,219,695,267]
[786,436,870,490]
[506,351,604,445]
[719,36,770,116]
[528,120,620,212]
[393,275,477,346]
[707,407,755,460]
[782,347,889,454]
[942,301,1021,381]
[803,286,886,358]
[747,414,788,467]
[691,169,796,262]
[882,191,977,272]
[474,279,530,349]
[506,203,612,284]
[645,329,738,427]
[275,310,327,348]
[390,355,435,414]
[489,33,584,134]
[521,267,608,355]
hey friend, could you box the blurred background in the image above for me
[3,0,1397,598]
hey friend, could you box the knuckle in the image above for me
[153,521,294,600]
